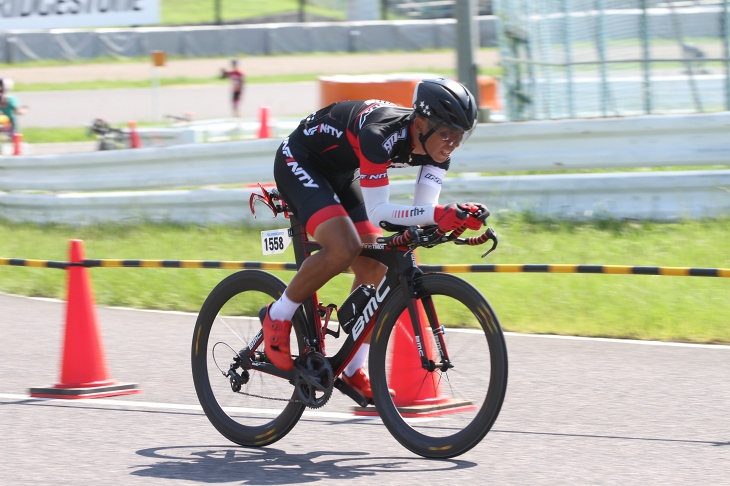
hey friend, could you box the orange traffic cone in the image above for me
[128,121,142,148]
[29,240,140,399]
[388,307,445,407]
[257,105,272,139]
[353,304,448,417]
[356,305,474,417]
[354,250,474,417]
[12,132,22,155]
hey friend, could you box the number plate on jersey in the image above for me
[261,229,292,255]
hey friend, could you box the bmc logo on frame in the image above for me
[351,275,391,340]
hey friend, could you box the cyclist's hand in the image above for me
[435,202,482,231]
[460,202,490,224]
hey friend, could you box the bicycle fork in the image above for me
[400,273,453,373]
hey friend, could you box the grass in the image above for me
[1,217,729,344]
[21,127,91,144]
[20,122,171,144]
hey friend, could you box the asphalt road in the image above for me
[18,82,319,129]
[9,50,501,129]
[2,292,729,485]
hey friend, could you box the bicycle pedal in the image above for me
[334,377,370,408]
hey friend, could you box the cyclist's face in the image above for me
[423,123,464,163]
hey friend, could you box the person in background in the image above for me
[220,59,245,117]
[0,78,28,137]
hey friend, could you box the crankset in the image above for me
[293,352,334,409]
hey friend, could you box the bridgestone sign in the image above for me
[0,0,159,29]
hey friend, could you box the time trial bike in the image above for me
[191,185,508,458]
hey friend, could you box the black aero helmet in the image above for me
[413,78,478,132]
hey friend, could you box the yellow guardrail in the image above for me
[1,258,729,278]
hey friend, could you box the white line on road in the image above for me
[0,392,375,421]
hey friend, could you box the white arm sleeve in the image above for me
[413,164,446,206]
[361,165,447,227]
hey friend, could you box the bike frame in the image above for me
[288,212,444,375]
[243,198,452,396]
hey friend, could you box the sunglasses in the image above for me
[435,128,465,146]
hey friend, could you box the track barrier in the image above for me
[3,241,728,404]
[3,257,728,277]
[319,75,502,112]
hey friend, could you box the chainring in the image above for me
[293,352,334,409]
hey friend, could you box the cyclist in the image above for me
[261,78,489,399]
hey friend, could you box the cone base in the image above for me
[29,382,141,400]
[353,398,476,417]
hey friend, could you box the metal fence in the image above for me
[495,0,730,120]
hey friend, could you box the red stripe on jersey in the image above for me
[347,130,390,188]
[354,101,377,119]
[306,204,348,236]
[354,220,382,236]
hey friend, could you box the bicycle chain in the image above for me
[235,387,331,408]
[235,390,302,403]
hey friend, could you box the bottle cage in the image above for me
[249,184,290,219]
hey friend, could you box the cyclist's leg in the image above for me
[272,137,367,304]
[338,174,387,291]
[232,90,241,117]
[263,222,360,370]
[286,215,362,302]
[332,179,391,396]
[265,138,363,368]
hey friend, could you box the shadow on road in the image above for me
[132,445,477,483]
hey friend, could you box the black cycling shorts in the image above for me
[273,135,380,237]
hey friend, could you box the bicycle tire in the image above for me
[191,270,306,447]
[369,273,508,458]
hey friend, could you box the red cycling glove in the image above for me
[460,202,490,223]
[435,202,483,231]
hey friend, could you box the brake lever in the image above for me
[481,227,499,258]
